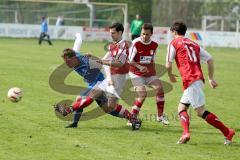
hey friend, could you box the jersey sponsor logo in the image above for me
[140,56,152,64]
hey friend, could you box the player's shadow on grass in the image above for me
[86,125,183,134]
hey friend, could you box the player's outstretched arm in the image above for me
[73,33,82,52]
[129,60,148,73]
[99,59,124,67]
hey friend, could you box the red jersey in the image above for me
[104,39,129,75]
[129,37,158,77]
[167,37,212,89]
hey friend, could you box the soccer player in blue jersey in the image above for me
[55,33,139,129]
[38,16,52,45]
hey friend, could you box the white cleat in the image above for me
[157,114,170,125]
[177,133,190,144]
[224,129,235,145]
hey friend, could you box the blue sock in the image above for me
[73,108,83,124]
[109,110,120,118]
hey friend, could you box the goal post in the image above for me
[202,15,240,32]
[201,15,240,48]
[8,0,129,39]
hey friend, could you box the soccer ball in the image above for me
[7,87,22,102]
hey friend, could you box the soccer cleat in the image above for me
[130,118,142,130]
[157,114,170,125]
[224,129,235,145]
[65,122,78,128]
[177,133,190,144]
[54,103,72,116]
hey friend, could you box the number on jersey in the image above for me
[184,44,197,62]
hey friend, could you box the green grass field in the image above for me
[0,38,239,160]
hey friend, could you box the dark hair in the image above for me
[110,22,124,33]
[170,21,187,35]
[142,23,153,34]
[62,48,76,58]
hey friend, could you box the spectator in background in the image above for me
[130,14,144,40]
[56,16,64,26]
[38,16,53,45]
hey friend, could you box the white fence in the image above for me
[0,23,239,48]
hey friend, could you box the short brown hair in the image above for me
[170,21,187,35]
[142,23,153,34]
[110,22,124,33]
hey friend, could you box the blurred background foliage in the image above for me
[0,0,239,29]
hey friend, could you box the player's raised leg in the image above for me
[55,89,102,116]
[195,106,235,145]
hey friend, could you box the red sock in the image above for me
[179,110,190,134]
[205,112,229,136]
[123,110,132,120]
[115,104,131,120]
[131,100,143,116]
[72,96,93,110]
[114,104,122,113]
[156,93,165,117]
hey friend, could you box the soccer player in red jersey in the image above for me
[128,23,169,125]
[166,21,235,145]
[56,23,141,130]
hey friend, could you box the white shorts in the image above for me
[97,74,127,98]
[180,80,205,109]
[129,72,159,87]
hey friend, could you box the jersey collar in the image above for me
[140,37,152,45]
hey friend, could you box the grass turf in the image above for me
[0,38,239,160]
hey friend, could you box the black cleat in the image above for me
[65,122,78,128]
[54,103,72,116]
[131,118,142,130]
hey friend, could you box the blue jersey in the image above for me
[73,52,104,92]
[41,20,48,33]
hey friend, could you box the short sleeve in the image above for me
[166,44,176,62]
[200,47,212,62]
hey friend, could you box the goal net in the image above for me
[1,0,127,28]
[202,15,239,32]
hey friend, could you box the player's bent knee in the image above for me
[139,94,147,101]
[178,103,189,112]
[137,91,147,99]
[194,106,206,117]
[75,96,82,101]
